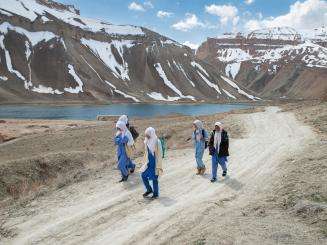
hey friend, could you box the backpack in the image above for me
[194,129,208,149]
[129,126,139,140]
[202,129,208,149]
[159,137,167,158]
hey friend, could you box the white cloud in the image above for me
[172,13,205,32]
[245,0,254,5]
[183,41,199,50]
[128,1,153,11]
[157,10,173,18]
[128,2,145,11]
[244,0,327,31]
[233,16,240,26]
[144,1,154,9]
[205,4,239,26]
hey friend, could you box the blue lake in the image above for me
[0,103,253,120]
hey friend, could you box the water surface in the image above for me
[0,103,252,120]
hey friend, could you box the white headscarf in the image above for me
[193,120,203,131]
[118,115,128,125]
[117,115,134,146]
[144,127,158,154]
[214,121,223,152]
[116,120,127,136]
[193,120,204,141]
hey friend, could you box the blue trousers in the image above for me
[195,143,205,169]
[141,172,159,196]
[118,158,129,177]
[211,153,227,179]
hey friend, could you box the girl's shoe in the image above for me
[196,168,201,175]
[150,195,158,199]
[210,178,217,183]
[119,175,129,182]
[222,171,227,177]
[200,167,206,175]
[143,190,153,197]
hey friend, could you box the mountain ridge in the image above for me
[0,0,260,104]
[196,26,327,100]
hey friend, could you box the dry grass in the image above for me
[0,106,259,205]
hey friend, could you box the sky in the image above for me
[59,0,327,49]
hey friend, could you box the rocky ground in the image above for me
[0,102,326,244]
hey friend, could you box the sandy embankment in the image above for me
[0,103,326,244]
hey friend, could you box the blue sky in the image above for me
[59,0,327,48]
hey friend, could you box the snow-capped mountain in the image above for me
[197,27,327,100]
[0,0,259,104]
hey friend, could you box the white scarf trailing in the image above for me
[193,120,203,130]
[118,115,128,125]
[116,120,127,137]
[118,115,134,146]
[214,122,223,153]
[193,120,204,141]
[144,127,158,155]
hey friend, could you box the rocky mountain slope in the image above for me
[197,27,327,100]
[0,0,259,104]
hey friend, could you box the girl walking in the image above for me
[118,115,136,173]
[192,120,208,175]
[208,122,229,182]
[140,127,163,199]
[115,121,130,182]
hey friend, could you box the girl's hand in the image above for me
[116,130,122,136]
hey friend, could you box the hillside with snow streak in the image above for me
[197,27,327,100]
[0,0,258,104]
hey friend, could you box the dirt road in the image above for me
[2,107,317,244]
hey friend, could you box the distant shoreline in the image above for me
[0,103,255,121]
[1,98,319,107]
[0,100,260,106]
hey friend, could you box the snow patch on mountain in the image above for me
[225,62,241,79]
[191,61,210,77]
[0,35,29,88]
[32,85,63,95]
[25,41,31,60]
[161,39,183,48]
[248,27,302,41]
[255,41,327,68]
[221,75,259,101]
[65,64,84,94]
[0,22,57,46]
[154,63,195,100]
[147,92,180,102]
[0,0,144,36]
[222,89,236,99]
[104,81,140,102]
[81,38,135,81]
[197,71,221,95]
[81,56,104,82]
[0,9,13,17]
[172,60,195,87]
[0,76,8,81]
[167,60,172,69]
[217,48,252,63]
[218,40,327,78]
[41,16,50,23]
